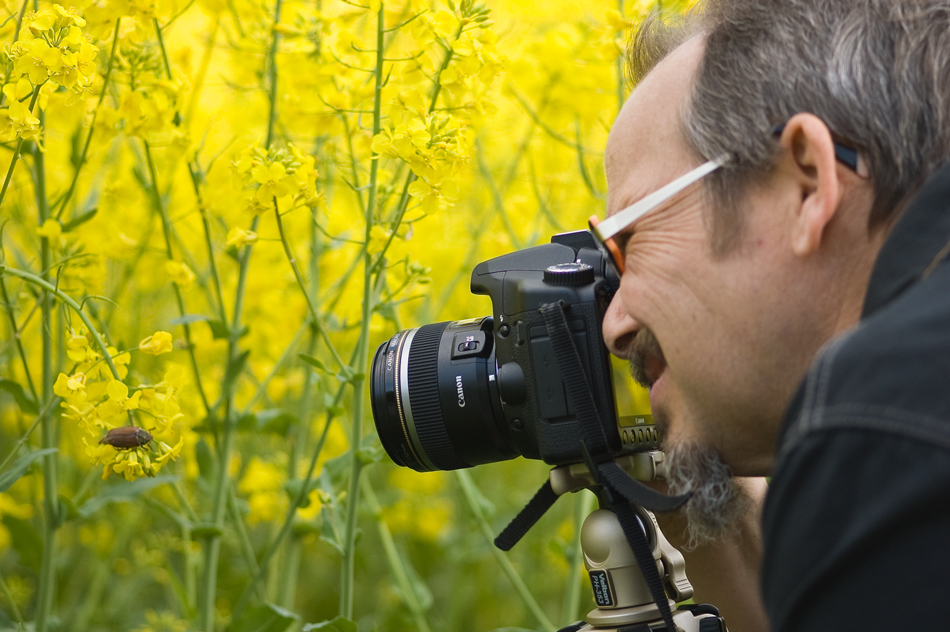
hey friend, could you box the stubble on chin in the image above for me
[663,440,751,551]
[623,326,749,548]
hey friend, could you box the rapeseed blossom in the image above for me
[139,331,174,355]
[0,0,696,627]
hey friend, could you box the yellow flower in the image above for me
[225,227,258,248]
[12,38,51,85]
[6,99,41,141]
[165,260,196,289]
[54,372,87,402]
[606,9,633,30]
[239,457,286,524]
[252,161,291,205]
[367,225,392,255]
[139,331,174,355]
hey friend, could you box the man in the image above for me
[596,1,950,631]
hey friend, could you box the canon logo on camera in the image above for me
[455,375,466,408]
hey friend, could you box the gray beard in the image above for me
[665,441,750,551]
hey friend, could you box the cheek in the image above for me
[618,243,712,337]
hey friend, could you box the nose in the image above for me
[602,292,640,358]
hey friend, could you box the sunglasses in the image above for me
[589,127,861,276]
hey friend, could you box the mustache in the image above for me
[627,327,665,388]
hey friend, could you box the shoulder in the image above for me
[761,258,950,631]
[777,259,950,461]
[761,427,950,632]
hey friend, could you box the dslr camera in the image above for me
[370,230,659,472]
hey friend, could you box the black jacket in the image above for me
[761,163,950,631]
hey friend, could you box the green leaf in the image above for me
[298,353,328,373]
[0,379,39,415]
[283,477,319,504]
[222,350,250,394]
[191,523,224,539]
[0,604,14,629]
[228,603,299,632]
[208,319,231,340]
[58,493,79,522]
[356,445,382,466]
[322,451,352,487]
[403,554,435,611]
[302,617,357,632]
[196,438,215,484]
[2,516,42,569]
[0,448,57,493]
[321,393,345,417]
[62,207,98,232]
[79,475,179,518]
[169,313,211,326]
[239,409,298,435]
[208,319,250,341]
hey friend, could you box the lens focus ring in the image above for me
[405,323,467,470]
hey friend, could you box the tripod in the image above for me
[549,452,727,632]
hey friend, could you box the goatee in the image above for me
[664,441,751,550]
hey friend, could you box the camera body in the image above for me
[370,230,659,472]
[472,230,623,463]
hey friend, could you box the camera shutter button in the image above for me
[543,262,595,286]
[497,362,527,405]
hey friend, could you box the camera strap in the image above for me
[494,301,690,632]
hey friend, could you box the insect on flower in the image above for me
[99,426,153,449]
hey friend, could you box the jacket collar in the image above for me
[862,162,950,318]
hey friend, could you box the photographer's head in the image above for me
[602,0,950,534]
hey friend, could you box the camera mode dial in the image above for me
[543,262,595,287]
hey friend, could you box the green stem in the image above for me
[191,168,227,324]
[227,484,264,595]
[272,200,346,370]
[455,470,556,632]
[199,218,259,632]
[34,107,57,632]
[142,140,212,415]
[184,19,220,126]
[0,0,30,107]
[54,19,121,220]
[475,136,522,249]
[264,0,284,150]
[366,24,463,275]
[339,3,385,619]
[362,479,434,632]
[0,571,23,623]
[0,270,121,379]
[0,85,42,210]
[276,217,321,607]
[241,319,307,412]
[231,377,349,620]
[0,273,39,401]
[0,395,58,475]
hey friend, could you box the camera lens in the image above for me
[370,317,519,472]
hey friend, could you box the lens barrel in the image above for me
[370,317,518,472]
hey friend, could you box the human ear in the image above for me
[778,113,844,257]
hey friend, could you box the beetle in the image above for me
[99,426,153,449]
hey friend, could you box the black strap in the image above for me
[494,480,559,551]
[538,301,689,515]
[612,498,678,631]
[495,301,690,631]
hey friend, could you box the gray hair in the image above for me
[629,0,950,252]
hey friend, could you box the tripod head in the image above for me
[550,452,726,632]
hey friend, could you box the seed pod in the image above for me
[99,426,153,449]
